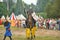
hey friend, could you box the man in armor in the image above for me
[25,8,36,40]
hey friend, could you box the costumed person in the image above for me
[3,19,12,40]
[0,17,2,25]
[46,19,50,29]
[25,8,36,40]
[57,18,60,30]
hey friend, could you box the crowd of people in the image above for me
[36,18,60,30]
[0,17,60,31]
[0,17,60,30]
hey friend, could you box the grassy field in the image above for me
[0,25,60,40]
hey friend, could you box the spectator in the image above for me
[57,18,60,30]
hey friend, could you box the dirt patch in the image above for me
[12,31,25,36]
[36,29,60,37]
[12,29,60,37]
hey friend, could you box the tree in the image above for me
[8,0,13,10]
[3,0,14,15]
[0,2,8,17]
[3,0,7,2]
[46,0,60,18]
[15,0,24,15]
[30,3,37,12]
[36,0,48,13]
[53,0,60,18]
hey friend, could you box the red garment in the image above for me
[47,20,50,23]
[0,19,2,25]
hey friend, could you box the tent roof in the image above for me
[32,12,39,21]
[10,12,16,20]
[6,15,10,20]
[16,14,26,20]
[1,15,5,19]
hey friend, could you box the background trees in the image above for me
[0,2,8,17]
[0,0,60,18]
[46,0,60,18]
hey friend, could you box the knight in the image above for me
[25,7,36,40]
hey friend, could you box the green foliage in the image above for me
[0,2,8,17]
[15,0,24,15]
[37,12,47,18]
[8,0,13,10]
[8,0,15,15]
[36,0,48,12]
[46,0,60,18]
[1,0,60,19]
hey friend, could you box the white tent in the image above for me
[20,14,26,20]
[1,15,5,19]
[32,12,39,21]
[10,12,16,20]
[16,15,20,20]
[6,15,10,20]
[17,14,26,20]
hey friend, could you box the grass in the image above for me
[0,25,60,40]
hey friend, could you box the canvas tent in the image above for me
[10,12,16,20]
[32,12,39,21]
[16,14,26,20]
[16,14,26,27]
[10,12,16,26]
[1,15,5,20]
[6,15,10,20]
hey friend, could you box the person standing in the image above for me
[57,18,60,30]
[0,18,2,25]
[25,8,36,40]
[3,19,12,40]
[46,19,50,29]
